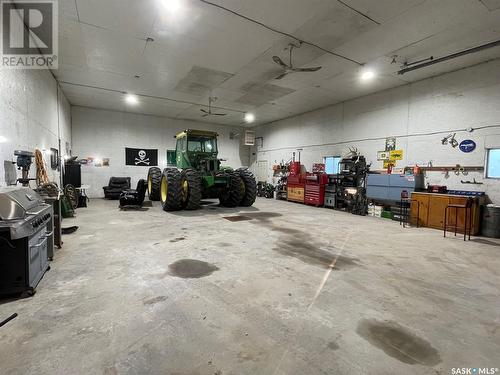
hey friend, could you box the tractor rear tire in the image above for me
[147,167,162,201]
[181,169,202,210]
[219,172,243,208]
[237,168,257,207]
[160,168,182,211]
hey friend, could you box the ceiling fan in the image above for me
[272,42,322,80]
[200,96,226,117]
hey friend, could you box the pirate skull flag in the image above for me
[125,148,158,166]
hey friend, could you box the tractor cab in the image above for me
[175,130,221,174]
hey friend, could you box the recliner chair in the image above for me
[103,177,131,199]
[119,179,147,208]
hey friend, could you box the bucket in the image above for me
[481,206,500,238]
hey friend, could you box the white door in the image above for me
[256,160,268,182]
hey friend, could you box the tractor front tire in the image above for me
[160,168,182,211]
[181,169,202,210]
[237,168,257,207]
[219,172,244,208]
[147,167,162,201]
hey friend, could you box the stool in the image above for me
[400,198,410,227]
[400,199,421,228]
[400,190,421,228]
[444,198,473,241]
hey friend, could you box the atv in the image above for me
[147,129,257,211]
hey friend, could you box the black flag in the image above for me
[125,148,158,166]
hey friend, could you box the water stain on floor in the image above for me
[237,350,265,363]
[247,212,358,269]
[273,238,359,269]
[143,295,168,305]
[103,365,118,375]
[327,341,339,350]
[76,327,94,336]
[223,212,283,223]
[168,259,219,279]
[244,212,282,220]
[170,237,186,243]
[223,216,252,222]
[356,319,441,365]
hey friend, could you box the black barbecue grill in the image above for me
[0,187,53,297]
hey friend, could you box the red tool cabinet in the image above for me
[305,173,328,206]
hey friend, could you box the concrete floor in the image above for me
[1,198,499,375]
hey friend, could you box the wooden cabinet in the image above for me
[411,193,484,235]
[287,185,305,203]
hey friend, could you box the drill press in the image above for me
[14,150,35,187]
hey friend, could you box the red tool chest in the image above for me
[305,173,328,206]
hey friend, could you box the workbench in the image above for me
[410,192,485,235]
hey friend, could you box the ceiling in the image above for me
[56,0,500,127]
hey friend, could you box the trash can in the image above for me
[481,205,500,238]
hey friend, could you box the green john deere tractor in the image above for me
[146,129,257,211]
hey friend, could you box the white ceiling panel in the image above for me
[339,0,426,23]
[319,70,409,103]
[293,2,377,51]
[55,0,500,127]
[175,104,245,126]
[479,0,500,11]
[389,17,500,66]
[80,26,146,75]
[59,30,87,68]
[60,0,79,21]
[62,82,192,118]
[75,0,158,37]
[333,0,492,63]
[207,0,334,35]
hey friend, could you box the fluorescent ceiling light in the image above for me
[360,70,375,81]
[0,136,7,143]
[125,94,139,105]
[244,113,255,123]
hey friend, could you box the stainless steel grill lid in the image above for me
[0,187,43,220]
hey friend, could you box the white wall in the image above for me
[252,59,500,204]
[0,69,71,187]
[71,107,251,198]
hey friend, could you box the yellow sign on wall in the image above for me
[383,160,396,169]
[390,149,403,160]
